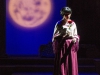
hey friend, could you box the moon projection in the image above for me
[8,0,52,28]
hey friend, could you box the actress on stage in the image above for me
[52,7,80,75]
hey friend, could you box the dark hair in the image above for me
[60,7,72,16]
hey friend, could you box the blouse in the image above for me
[52,20,79,42]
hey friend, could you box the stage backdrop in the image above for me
[6,0,66,56]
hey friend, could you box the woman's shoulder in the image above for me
[55,20,62,27]
[56,20,66,26]
[56,20,62,24]
[68,20,76,26]
[68,20,75,23]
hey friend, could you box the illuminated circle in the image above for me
[8,0,52,28]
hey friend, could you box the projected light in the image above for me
[8,0,52,28]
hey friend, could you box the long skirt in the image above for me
[53,38,79,75]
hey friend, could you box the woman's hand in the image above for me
[54,33,61,38]
[72,38,77,43]
[63,34,67,38]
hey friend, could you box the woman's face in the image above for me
[63,14,71,20]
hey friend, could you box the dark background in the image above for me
[67,0,100,58]
[0,0,100,57]
[0,0,5,57]
[67,0,100,44]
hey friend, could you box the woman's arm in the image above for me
[72,22,80,43]
[52,22,59,42]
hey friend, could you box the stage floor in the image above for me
[12,72,99,75]
[0,56,100,75]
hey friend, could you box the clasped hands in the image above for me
[62,33,77,43]
[54,33,77,43]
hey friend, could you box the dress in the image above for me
[52,20,79,75]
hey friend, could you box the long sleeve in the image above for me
[52,22,59,42]
[73,23,79,41]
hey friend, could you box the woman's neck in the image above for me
[63,18,71,23]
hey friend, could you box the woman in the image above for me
[52,7,80,75]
